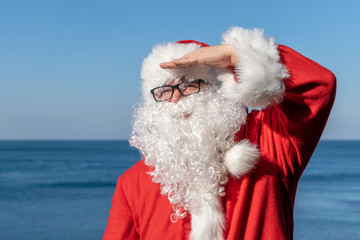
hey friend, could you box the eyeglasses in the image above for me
[150,79,204,102]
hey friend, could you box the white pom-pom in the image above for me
[224,140,260,178]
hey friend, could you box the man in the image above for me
[103,27,336,240]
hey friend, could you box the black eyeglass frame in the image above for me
[150,79,205,102]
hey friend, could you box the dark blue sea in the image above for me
[0,140,359,240]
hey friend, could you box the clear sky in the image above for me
[1,0,359,140]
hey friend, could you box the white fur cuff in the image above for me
[219,27,289,108]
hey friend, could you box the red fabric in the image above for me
[103,45,336,240]
[175,40,210,47]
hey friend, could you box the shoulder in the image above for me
[120,159,153,184]
[235,109,264,144]
[118,159,160,200]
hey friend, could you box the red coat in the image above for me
[103,45,336,240]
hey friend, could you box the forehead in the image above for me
[163,76,186,85]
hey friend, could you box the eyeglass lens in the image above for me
[153,80,201,101]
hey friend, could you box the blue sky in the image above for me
[1,0,359,140]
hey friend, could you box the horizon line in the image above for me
[0,138,359,141]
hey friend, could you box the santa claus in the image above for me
[103,27,336,240]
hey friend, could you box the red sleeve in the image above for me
[250,45,336,182]
[103,176,139,240]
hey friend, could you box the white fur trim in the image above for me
[190,203,225,240]
[224,140,260,178]
[141,42,218,103]
[219,27,289,108]
[189,140,259,240]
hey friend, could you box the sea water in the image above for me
[294,140,360,240]
[0,140,359,240]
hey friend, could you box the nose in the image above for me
[170,88,182,103]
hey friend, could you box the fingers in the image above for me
[160,57,197,69]
[159,45,237,69]
[160,48,202,69]
[172,57,197,67]
[159,61,177,69]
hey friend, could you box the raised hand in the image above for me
[160,44,239,69]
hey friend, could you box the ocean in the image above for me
[0,140,359,240]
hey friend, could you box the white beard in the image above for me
[130,87,248,240]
